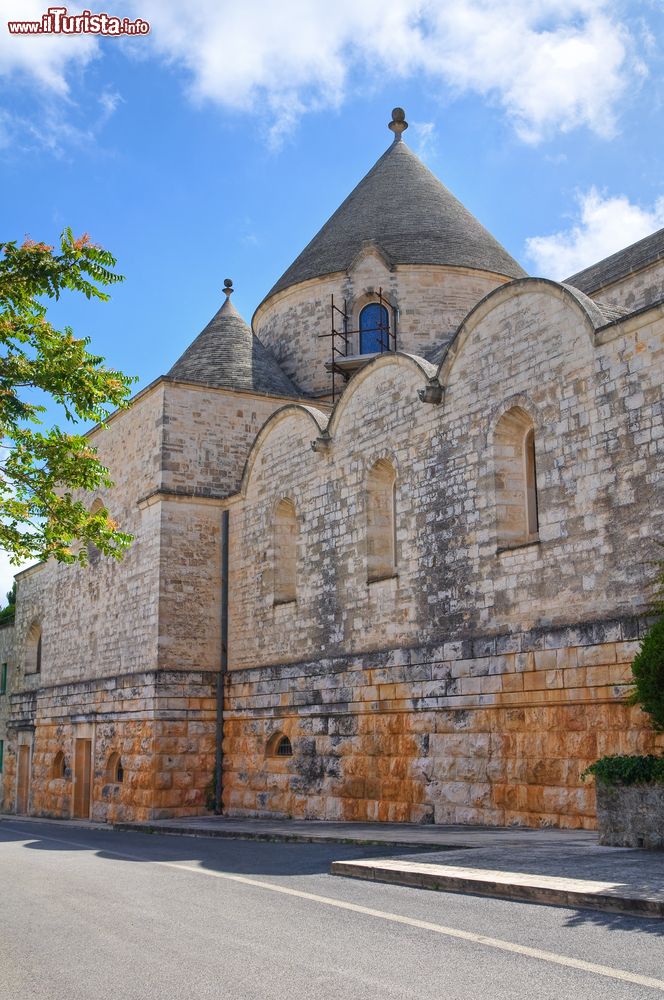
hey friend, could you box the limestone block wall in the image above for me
[1,670,216,821]
[156,498,223,672]
[230,285,664,670]
[253,261,507,396]
[160,382,304,498]
[223,618,664,827]
[13,384,166,690]
[582,258,664,314]
[0,622,15,804]
[226,280,664,826]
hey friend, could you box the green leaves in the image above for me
[582,754,664,786]
[630,617,664,732]
[0,229,137,565]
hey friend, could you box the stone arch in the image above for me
[326,351,434,441]
[436,278,604,390]
[239,404,328,498]
[366,457,397,582]
[51,750,66,780]
[349,286,398,355]
[273,498,298,605]
[25,619,42,675]
[106,751,124,783]
[494,406,539,548]
[266,732,293,758]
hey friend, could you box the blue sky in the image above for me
[1,0,664,592]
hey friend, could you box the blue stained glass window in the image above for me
[359,303,390,354]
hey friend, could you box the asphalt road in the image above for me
[1,818,663,1000]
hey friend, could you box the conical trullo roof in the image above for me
[167,292,301,397]
[266,131,526,300]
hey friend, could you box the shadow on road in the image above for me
[1,818,662,937]
[0,817,435,876]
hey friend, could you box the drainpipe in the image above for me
[215,508,229,814]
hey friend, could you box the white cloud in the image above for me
[0,1,648,145]
[126,0,642,144]
[0,1,98,93]
[525,187,664,278]
[410,121,437,162]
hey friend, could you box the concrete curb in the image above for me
[112,821,466,849]
[330,859,664,918]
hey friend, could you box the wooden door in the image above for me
[16,745,30,814]
[73,738,92,818]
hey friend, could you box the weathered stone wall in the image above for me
[595,782,664,848]
[1,670,216,821]
[11,380,301,692]
[223,619,664,827]
[231,286,664,669]
[13,384,166,690]
[226,280,664,826]
[0,622,15,806]
[160,381,303,498]
[583,258,664,314]
[253,260,507,396]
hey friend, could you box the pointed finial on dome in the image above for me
[223,277,234,298]
[388,107,408,142]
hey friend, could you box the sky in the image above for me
[1,0,664,594]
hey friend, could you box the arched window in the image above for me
[267,733,293,758]
[367,459,397,582]
[106,752,124,784]
[26,621,42,674]
[359,303,390,355]
[52,751,66,779]
[274,498,297,605]
[494,407,539,548]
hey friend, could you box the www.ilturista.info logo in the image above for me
[7,7,150,35]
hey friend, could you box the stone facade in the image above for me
[224,621,663,826]
[254,258,508,397]
[2,375,305,821]
[0,622,14,806]
[222,278,664,826]
[3,123,663,830]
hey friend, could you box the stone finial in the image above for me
[388,107,408,142]
[223,278,233,298]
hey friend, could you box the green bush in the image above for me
[631,617,664,731]
[582,754,664,786]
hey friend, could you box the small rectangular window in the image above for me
[0,740,4,772]
[0,662,6,695]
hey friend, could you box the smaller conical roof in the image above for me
[167,294,301,397]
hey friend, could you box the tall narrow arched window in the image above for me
[26,621,42,675]
[367,459,397,582]
[359,303,390,355]
[494,407,539,548]
[274,498,297,605]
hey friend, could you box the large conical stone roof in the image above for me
[266,137,526,300]
[167,294,301,397]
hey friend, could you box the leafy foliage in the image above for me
[0,581,15,624]
[630,616,664,731]
[0,230,137,564]
[582,754,664,786]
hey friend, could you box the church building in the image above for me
[1,109,663,828]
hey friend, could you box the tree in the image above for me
[0,581,15,624]
[0,230,136,565]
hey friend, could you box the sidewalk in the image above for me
[5,813,662,918]
[115,814,664,918]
